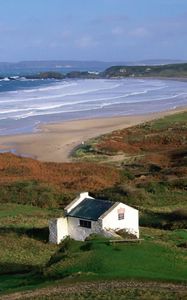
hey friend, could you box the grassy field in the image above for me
[0,204,58,279]
[0,112,187,298]
[43,234,187,282]
[0,202,186,296]
[0,227,187,296]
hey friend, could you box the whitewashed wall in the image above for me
[67,216,102,241]
[101,203,139,238]
[49,193,139,243]
[49,217,68,244]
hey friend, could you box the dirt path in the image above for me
[1,280,187,300]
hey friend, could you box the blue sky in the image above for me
[0,0,187,62]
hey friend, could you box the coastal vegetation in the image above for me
[0,155,119,201]
[24,62,187,80]
[0,112,187,298]
[26,72,65,80]
[103,63,187,78]
[2,62,187,81]
[25,71,99,80]
[25,70,101,80]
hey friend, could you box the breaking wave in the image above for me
[0,78,187,135]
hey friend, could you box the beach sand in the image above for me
[0,107,186,162]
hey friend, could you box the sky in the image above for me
[0,0,187,62]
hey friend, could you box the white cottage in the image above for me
[49,192,139,244]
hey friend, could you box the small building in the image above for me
[49,192,139,244]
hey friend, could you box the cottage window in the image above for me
[79,219,91,228]
[118,213,124,220]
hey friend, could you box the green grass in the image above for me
[0,203,49,218]
[142,187,187,209]
[0,273,43,293]
[0,204,67,270]
[0,203,59,293]
[44,236,187,282]
[145,111,187,130]
[140,210,187,230]
[72,140,108,162]
[0,111,187,297]
[0,180,64,208]
[0,207,186,296]
[0,203,62,227]
[93,182,187,213]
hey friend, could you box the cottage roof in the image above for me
[67,198,114,221]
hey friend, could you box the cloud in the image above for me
[111,26,150,39]
[129,27,150,38]
[158,15,187,38]
[0,23,17,35]
[48,42,59,49]
[90,14,128,27]
[75,35,99,48]
[61,30,72,39]
[111,26,124,36]
[110,13,187,42]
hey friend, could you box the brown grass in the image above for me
[0,153,120,192]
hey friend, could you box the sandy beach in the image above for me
[0,106,186,162]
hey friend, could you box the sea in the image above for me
[0,71,187,135]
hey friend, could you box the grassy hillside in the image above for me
[103,63,187,77]
[0,155,120,208]
[0,229,186,297]
[43,234,187,282]
[0,112,187,297]
[74,112,187,214]
[24,62,187,79]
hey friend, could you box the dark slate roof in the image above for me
[67,198,114,221]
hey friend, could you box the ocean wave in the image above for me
[23,82,78,93]
[0,83,122,104]
[0,78,187,133]
[0,108,32,114]
[0,89,186,119]
[6,91,19,94]
[2,94,186,121]
[9,96,185,121]
[0,89,148,109]
[12,106,102,120]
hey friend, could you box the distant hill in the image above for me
[0,60,113,76]
[24,62,187,80]
[103,63,187,78]
[131,59,187,66]
[0,59,187,76]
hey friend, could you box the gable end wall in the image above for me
[101,203,139,238]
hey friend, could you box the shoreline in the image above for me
[0,106,186,162]
[0,76,187,138]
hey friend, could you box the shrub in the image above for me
[170,209,187,221]
[121,169,135,180]
[149,164,162,173]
